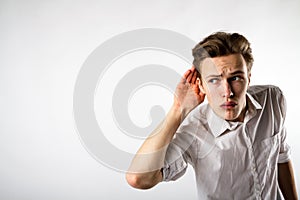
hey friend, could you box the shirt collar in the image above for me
[207,92,262,138]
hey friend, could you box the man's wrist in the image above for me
[170,103,186,122]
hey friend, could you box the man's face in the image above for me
[199,54,250,122]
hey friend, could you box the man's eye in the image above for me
[208,78,220,84]
[230,76,243,81]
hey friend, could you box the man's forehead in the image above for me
[201,54,246,74]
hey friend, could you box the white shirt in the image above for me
[162,85,291,200]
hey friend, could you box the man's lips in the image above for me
[221,101,237,109]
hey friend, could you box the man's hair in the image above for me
[192,32,254,73]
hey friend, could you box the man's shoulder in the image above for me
[247,85,283,97]
[247,85,286,113]
[180,103,210,130]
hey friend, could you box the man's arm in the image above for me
[278,161,298,200]
[126,67,205,189]
[125,106,182,189]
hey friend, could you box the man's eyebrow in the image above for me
[229,70,245,75]
[205,74,222,79]
[205,70,245,79]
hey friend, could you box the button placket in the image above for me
[243,123,262,200]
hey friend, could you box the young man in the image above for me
[126,32,298,199]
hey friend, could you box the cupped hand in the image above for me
[173,67,205,118]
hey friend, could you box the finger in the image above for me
[193,84,200,93]
[181,69,192,82]
[200,91,206,99]
[186,70,193,83]
[188,68,198,83]
[196,70,201,79]
[191,70,198,83]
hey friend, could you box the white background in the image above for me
[1,0,299,199]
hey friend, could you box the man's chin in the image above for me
[222,111,242,122]
[225,113,245,122]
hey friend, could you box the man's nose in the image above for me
[222,80,233,98]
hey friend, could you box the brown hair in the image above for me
[192,32,254,73]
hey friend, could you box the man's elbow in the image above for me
[126,173,147,189]
[125,171,161,189]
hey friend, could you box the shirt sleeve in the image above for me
[276,88,291,163]
[162,112,199,182]
[278,127,291,163]
[162,139,189,182]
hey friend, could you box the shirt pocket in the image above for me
[255,134,280,186]
[259,134,280,167]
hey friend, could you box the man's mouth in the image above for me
[221,101,237,109]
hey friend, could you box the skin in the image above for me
[126,54,298,199]
[278,161,298,200]
[199,54,250,122]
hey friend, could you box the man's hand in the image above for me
[173,67,205,118]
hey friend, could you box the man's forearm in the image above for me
[278,161,298,200]
[126,105,183,189]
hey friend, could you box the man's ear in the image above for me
[198,77,206,94]
[195,65,206,94]
[247,72,251,87]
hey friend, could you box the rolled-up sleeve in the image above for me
[162,116,198,181]
[277,90,291,163]
[278,127,291,163]
[162,143,188,181]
